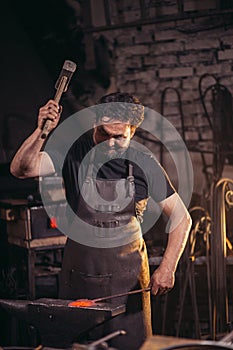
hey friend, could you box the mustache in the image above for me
[99,143,118,151]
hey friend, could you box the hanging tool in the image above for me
[176,206,211,339]
[176,219,201,338]
[198,74,233,185]
[160,87,186,164]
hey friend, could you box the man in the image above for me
[10,92,191,349]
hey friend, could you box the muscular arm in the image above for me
[150,192,192,295]
[10,129,55,178]
[10,100,61,178]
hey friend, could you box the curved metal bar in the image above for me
[210,178,233,338]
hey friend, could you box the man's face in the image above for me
[93,119,134,159]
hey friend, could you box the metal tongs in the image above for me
[68,287,151,307]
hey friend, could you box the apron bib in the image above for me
[59,158,152,349]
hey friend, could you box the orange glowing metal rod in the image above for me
[68,287,151,308]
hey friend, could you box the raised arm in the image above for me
[150,192,192,295]
[10,100,61,178]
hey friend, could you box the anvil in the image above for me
[0,298,125,348]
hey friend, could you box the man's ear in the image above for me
[130,126,137,138]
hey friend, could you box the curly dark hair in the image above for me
[93,92,144,127]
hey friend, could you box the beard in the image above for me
[97,143,128,160]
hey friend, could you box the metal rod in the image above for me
[88,329,126,347]
[93,287,151,303]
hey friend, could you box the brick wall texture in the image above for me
[91,5,233,195]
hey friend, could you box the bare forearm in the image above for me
[159,212,191,273]
[10,128,45,178]
[150,193,192,295]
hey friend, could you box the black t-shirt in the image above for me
[48,130,175,214]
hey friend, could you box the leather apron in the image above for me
[59,158,152,350]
